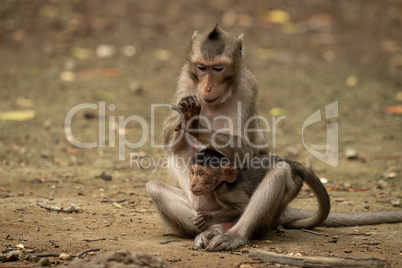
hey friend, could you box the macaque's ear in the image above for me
[192,31,199,40]
[238,33,244,57]
[221,162,237,183]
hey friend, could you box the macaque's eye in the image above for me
[213,65,224,72]
[197,64,207,71]
[190,169,195,175]
[198,170,205,176]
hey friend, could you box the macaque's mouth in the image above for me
[203,96,220,103]
[191,190,208,196]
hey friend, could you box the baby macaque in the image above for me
[189,149,326,232]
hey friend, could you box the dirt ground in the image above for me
[0,1,401,267]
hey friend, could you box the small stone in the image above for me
[60,71,76,82]
[391,200,401,207]
[346,76,358,87]
[96,44,115,58]
[42,119,52,129]
[29,255,39,262]
[396,91,402,102]
[276,225,285,234]
[59,253,71,260]
[124,45,136,57]
[97,172,112,181]
[387,172,397,179]
[130,82,144,95]
[345,148,358,159]
[39,257,51,266]
[376,179,388,190]
[320,178,328,184]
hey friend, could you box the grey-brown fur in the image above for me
[146,26,402,252]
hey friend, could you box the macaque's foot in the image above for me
[194,224,224,249]
[205,231,247,252]
[172,95,201,133]
[194,211,212,231]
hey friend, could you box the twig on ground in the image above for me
[346,232,371,236]
[160,240,182,244]
[301,228,323,236]
[249,249,390,268]
[28,248,100,258]
[45,244,56,254]
[0,248,100,263]
[359,241,381,246]
[72,248,100,258]
[37,202,81,213]
[82,238,106,242]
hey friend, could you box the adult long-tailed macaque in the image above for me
[146,25,402,252]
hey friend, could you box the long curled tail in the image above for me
[280,159,331,228]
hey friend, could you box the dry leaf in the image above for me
[385,105,402,114]
[113,202,122,209]
[0,110,35,121]
[375,153,402,159]
[265,9,290,24]
[269,108,286,116]
[60,71,76,82]
[16,98,34,108]
[37,5,58,18]
[71,47,91,60]
[326,186,340,191]
[78,68,120,79]
[346,187,369,192]
[155,49,171,61]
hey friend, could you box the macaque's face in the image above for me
[190,164,218,196]
[191,59,232,105]
[189,162,238,196]
[188,25,243,106]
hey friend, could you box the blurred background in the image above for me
[0,1,401,265]
[1,0,401,171]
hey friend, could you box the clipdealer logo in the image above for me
[64,101,338,169]
[302,101,338,167]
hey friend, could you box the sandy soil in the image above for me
[0,1,401,267]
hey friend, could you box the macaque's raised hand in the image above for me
[171,95,201,135]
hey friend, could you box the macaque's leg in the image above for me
[146,179,199,237]
[205,165,290,251]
